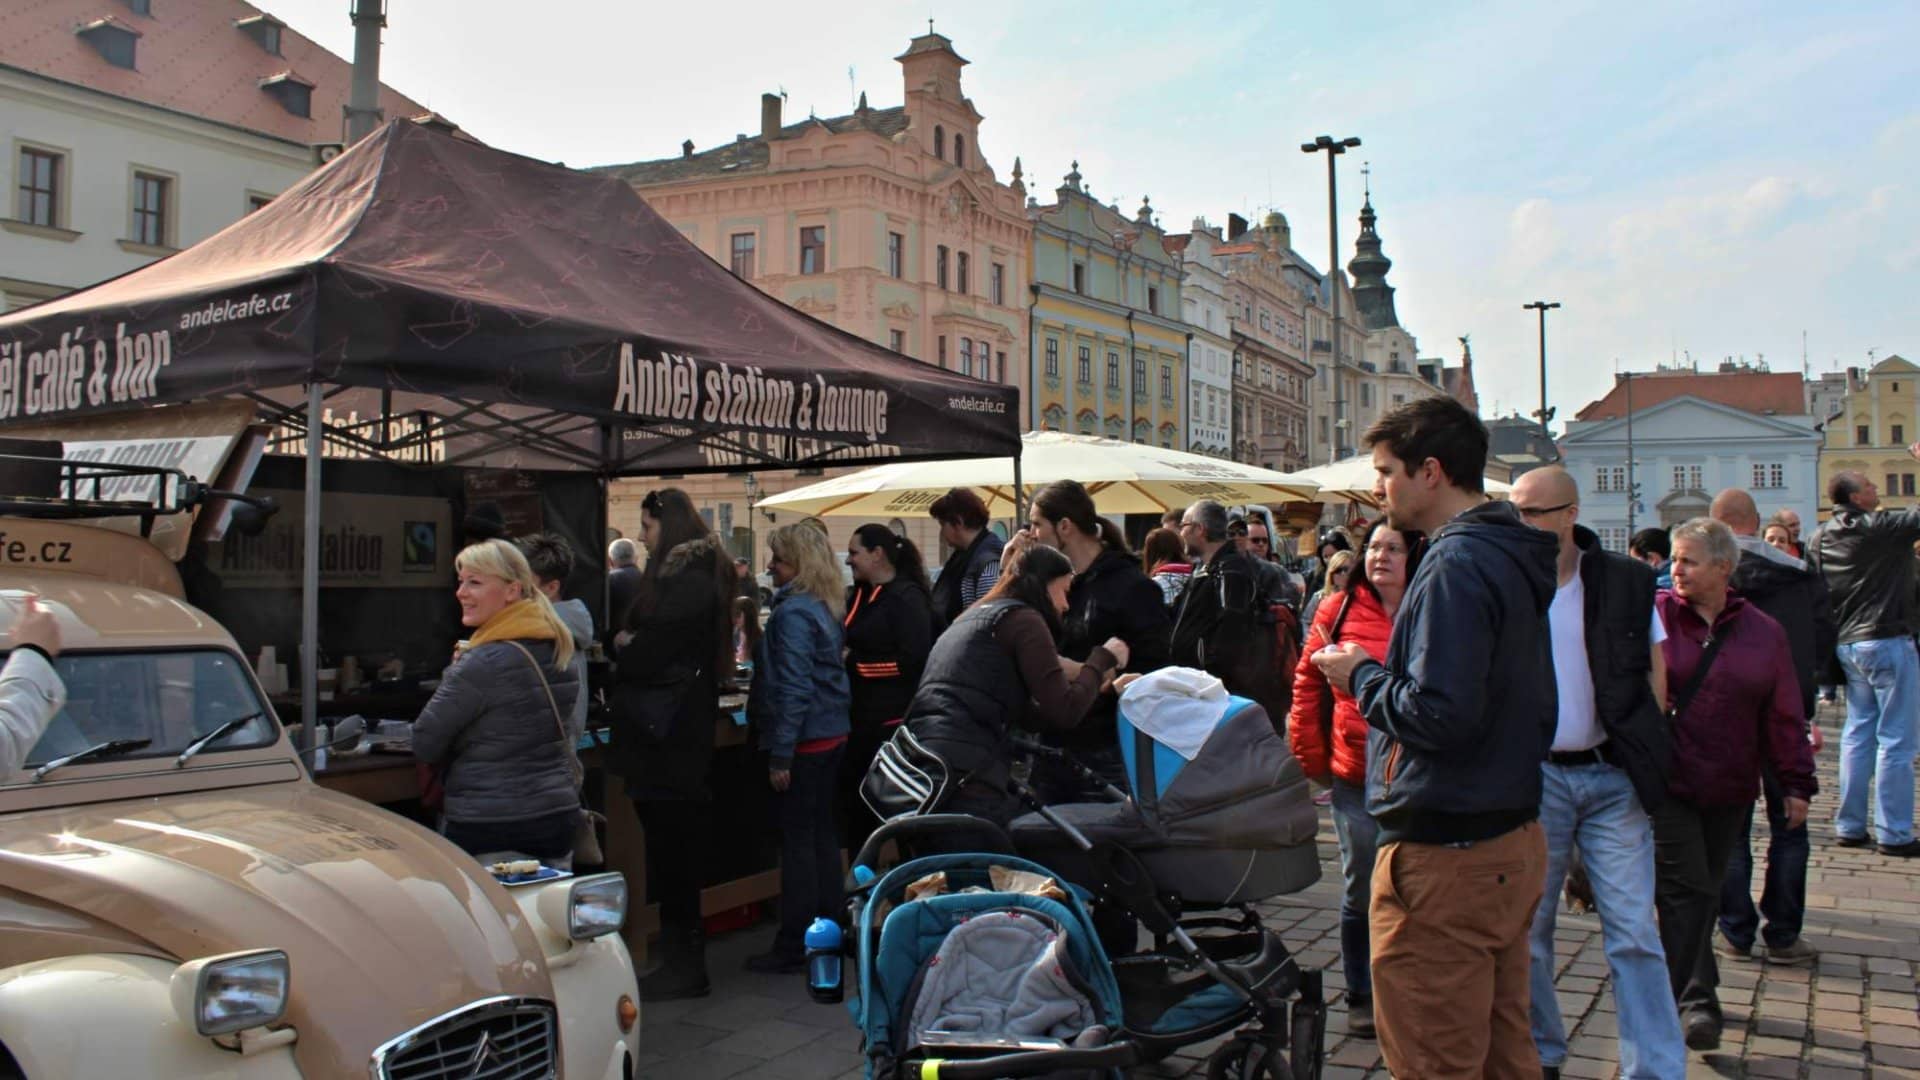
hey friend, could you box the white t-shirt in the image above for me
[1547,562,1668,752]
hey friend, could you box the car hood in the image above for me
[0,782,553,1076]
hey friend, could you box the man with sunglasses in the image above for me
[1513,467,1684,1079]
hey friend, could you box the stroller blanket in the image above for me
[905,910,1097,1045]
[1118,667,1226,761]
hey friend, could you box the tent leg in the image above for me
[1012,452,1025,527]
[300,382,323,755]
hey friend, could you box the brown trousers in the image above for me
[1370,821,1547,1079]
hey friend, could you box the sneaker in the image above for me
[1765,938,1818,965]
[1879,840,1920,857]
[1683,1010,1722,1051]
[1835,834,1872,848]
[1716,936,1753,961]
[1346,995,1375,1039]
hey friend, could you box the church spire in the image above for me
[1348,162,1398,330]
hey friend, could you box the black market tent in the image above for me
[0,118,1021,739]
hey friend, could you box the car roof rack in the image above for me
[0,454,206,538]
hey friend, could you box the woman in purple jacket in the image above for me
[1655,517,1817,1053]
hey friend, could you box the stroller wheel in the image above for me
[1204,1036,1284,1080]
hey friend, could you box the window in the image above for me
[991,263,1005,306]
[1161,364,1173,402]
[1599,527,1629,553]
[936,245,949,289]
[1859,424,1872,446]
[260,75,311,118]
[130,171,169,247]
[1596,465,1626,493]
[16,147,60,227]
[729,233,756,278]
[956,252,970,294]
[1260,311,1270,331]
[959,338,974,377]
[1077,346,1092,385]
[1133,355,1146,401]
[887,232,904,279]
[1889,473,1900,495]
[954,135,965,167]
[1671,464,1703,491]
[995,351,1006,382]
[1147,286,1160,315]
[799,226,825,274]
[1045,338,1059,378]
[78,21,138,68]
[1072,262,1086,295]
[237,16,283,55]
[122,0,151,13]
[1896,424,1907,445]
[934,125,945,159]
[1906,474,1917,497]
[1752,462,1786,489]
[937,336,947,368]
[1359,383,1372,408]
[888,329,905,353]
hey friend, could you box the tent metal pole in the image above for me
[300,381,322,755]
[1012,449,1025,526]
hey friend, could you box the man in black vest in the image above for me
[1711,488,1831,964]
[1511,467,1684,1078]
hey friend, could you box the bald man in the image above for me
[1710,488,1831,966]
[1510,467,1684,1077]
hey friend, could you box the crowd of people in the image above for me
[383,392,1920,1076]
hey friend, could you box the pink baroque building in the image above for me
[593,31,1031,562]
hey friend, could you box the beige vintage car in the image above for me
[0,515,641,1079]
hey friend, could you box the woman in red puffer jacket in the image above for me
[1288,517,1423,1037]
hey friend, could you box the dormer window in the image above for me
[235,15,285,55]
[260,73,314,118]
[76,17,140,69]
[121,0,151,14]
[933,125,945,159]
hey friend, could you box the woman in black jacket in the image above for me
[1025,480,1171,802]
[614,488,736,1002]
[900,545,1130,827]
[840,523,935,854]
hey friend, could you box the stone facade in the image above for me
[1210,214,1314,471]
[1820,354,1920,514]
[1171,224,1234,458]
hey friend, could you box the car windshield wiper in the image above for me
[175,712,266,768]
[31,738,154,782]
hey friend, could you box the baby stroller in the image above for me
[831,676,1326,1079]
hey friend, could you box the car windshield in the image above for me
[11,649,276,768]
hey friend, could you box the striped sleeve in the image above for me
[961,560,999,609]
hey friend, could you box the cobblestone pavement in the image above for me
[639,703,1920,1078]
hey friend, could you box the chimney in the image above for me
[1227,213,1249,241]
[345,0,387,144]
[761,92,783,141]
[681,139,695,158]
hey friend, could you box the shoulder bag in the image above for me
[860,724,957,822]
[1668,628,1729,723]
[507,641,605,866]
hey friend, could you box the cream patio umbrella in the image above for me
[1292,453,1513,508]
[753,431,1320,518]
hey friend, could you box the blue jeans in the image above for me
[1836,638,1920,846]
[1528,762,1684,1079]
[1718,764,1808,949]
[1329,777,1379,999]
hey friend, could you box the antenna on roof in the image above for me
[849,65,857,110]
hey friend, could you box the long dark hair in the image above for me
[981,543,1074,640]
[1141,527,1185,575]
[1348,517,1426,604]
[852,523,931,591]
[1032,480,1127,555]
[634,487,737,674]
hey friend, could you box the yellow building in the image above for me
[1821,354,1920,515]
[1028,165,1185,446]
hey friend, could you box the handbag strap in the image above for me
[1669,626,1729,722]
[505,640,582,787]
[1327,590,1355,645]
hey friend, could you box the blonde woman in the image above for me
[1302,548,1357,631]
[414,539,581,863]
[746,523,852,973]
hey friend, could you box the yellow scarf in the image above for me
[467,598,559,650]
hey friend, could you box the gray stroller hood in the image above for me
[1011,679,1320,905]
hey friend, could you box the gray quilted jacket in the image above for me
[414,638,581,824]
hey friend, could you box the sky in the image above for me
[271,0,1919,428]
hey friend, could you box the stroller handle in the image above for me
[849,814,1017,885]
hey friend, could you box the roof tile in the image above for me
[1575,371,1805,421]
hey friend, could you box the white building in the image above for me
[1559,395,1822,552]
[1174,220,1235,457]
[0,0,445,312]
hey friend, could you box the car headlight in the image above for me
[169,949,291,1036]
[539,872,628,941]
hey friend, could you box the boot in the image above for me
[640,927,711,1002]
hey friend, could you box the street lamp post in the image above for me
[1523,300,1561,454]
[1302,134,1361,460]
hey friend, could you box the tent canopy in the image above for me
[0,120,1020,473]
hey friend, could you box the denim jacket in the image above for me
[752,585,851,767]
